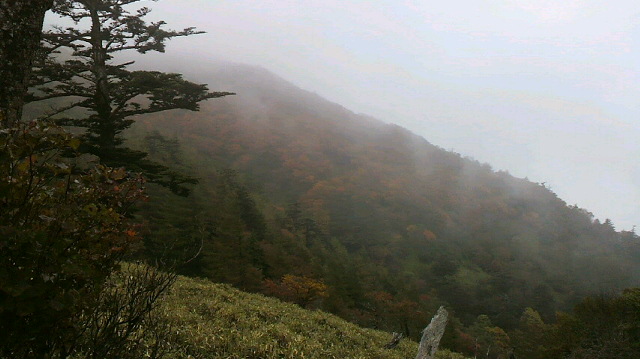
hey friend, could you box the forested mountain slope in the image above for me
[127,63,640,345]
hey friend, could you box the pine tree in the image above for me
[28,0,233,195]
[1,3,179,355]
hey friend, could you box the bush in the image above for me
[73,263,177,359]
[0,122,148,357]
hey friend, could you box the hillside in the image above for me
[158,273,469,358]
[126,63,640,354]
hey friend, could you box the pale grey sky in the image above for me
[49,1,640,230]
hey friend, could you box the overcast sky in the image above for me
[53,1,640,230]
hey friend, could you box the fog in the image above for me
[47,0,640,229]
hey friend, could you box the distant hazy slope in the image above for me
[130,62,640,328]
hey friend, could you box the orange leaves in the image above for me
[423,229,437,241]
[109,246,125,253]
[369,290,394,304]
[108,167,127,181]
[282,274,328,297]
[263,274,328,308]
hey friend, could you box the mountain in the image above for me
[127,62,640,341]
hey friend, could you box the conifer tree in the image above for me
[28,0,233,195]
[1,3,179,356]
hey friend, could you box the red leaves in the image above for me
[0,122,146,344]
[263,274,328,308]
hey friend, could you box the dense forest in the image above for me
[128,64,640,357]
[2,1,639,358]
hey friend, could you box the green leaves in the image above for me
[0,122,146,357]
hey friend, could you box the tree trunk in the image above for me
[0,0,53,128]
[415,306,449,359]
[87,1,116,150]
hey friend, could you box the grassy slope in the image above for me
[159,274,466,359]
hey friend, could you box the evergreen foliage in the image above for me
[27,0,233,195]
[542,289,640,358]
[1,2,199,357]
[5,2,639,356]
[126,65,640,356]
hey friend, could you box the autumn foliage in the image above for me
[264,274,328,308]
[0,122,146,357]
[125,64,640,357]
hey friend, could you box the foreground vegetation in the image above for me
[155,273,469,359]
[3,1,639,358]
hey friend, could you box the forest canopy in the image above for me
[1,1,639,358]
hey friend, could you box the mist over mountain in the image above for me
[128,63,640,335]
[9,2,636,357]
[7,1,640,357]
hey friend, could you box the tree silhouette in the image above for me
[28,0,233,195]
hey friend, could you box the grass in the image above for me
[156,274,468,358]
